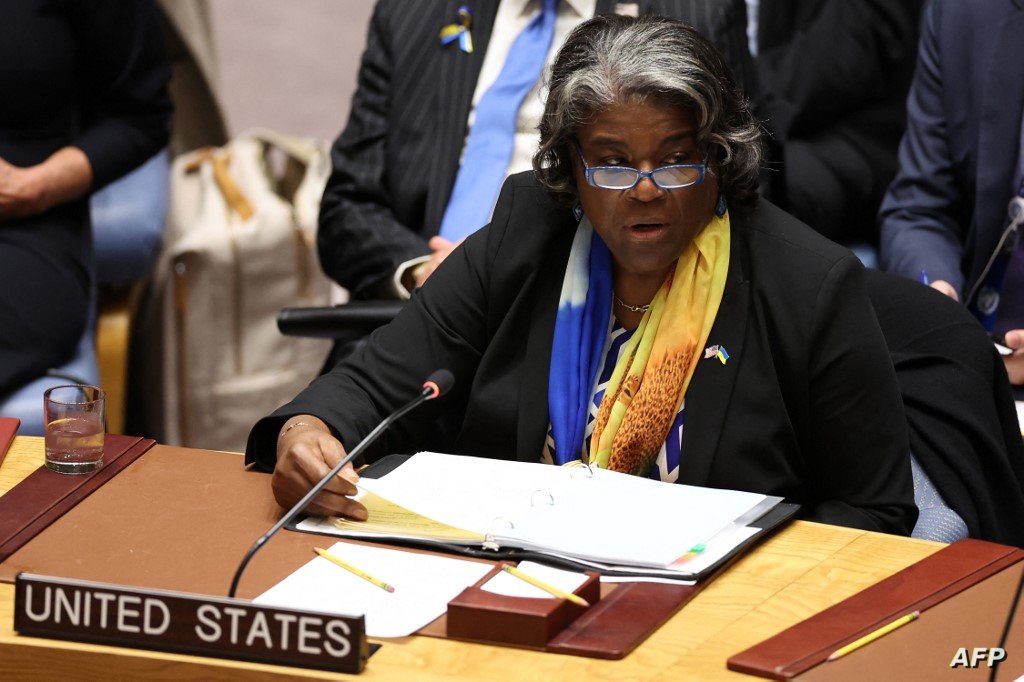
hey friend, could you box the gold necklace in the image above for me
[613,295,651,313]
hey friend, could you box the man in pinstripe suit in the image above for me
[318,0,755,300]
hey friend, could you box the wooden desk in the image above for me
[0,437,943,680]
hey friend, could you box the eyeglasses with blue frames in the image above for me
[575,143,710,191]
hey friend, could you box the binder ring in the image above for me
[483,516,514,551]
[489,516,514,531]
[530,489,555,507]
[567,461,595,479]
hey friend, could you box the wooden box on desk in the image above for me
[447,562,601,649]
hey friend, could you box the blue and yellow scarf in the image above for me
[548,214,730,474]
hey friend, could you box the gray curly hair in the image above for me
[533,14,762,205]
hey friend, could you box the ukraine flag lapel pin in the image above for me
[439,6,473,53]
[704,344,729,364]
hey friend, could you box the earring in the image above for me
[573,202,584,221]
[715,195,728,217]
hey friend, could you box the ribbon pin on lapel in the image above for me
[704,344,729,365]
[440,6,473,53]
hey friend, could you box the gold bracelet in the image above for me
[282,420,314,436]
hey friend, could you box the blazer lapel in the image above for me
[425,0,499,235]
[515,213,577,462]
[677,211,751,486]
[973,5,1024,271]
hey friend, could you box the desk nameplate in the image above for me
[14,573,368,673]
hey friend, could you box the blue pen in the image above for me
[919,269,930,286]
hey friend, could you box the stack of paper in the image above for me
[297,452,784,579]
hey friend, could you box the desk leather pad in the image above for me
[729,539,1024,680]
[0,444,408,597]
[0,445,709,658]
[798,562,1023,682]
[0,417,18,467]
[0,434,153,563]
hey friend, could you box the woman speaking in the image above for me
[247,15,916,535]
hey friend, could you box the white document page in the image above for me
[253,541,492,638]
[481,561,589,599]
[357,452,579,535]
[358,452,768,569]
[501,467,766,567]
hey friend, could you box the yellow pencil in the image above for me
[502,564,590,607]
[827,610,920,661]
[314,547,395,593]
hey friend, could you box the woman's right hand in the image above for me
[271,415,368,520]
[0,156,46,220]
[0,148,92,221]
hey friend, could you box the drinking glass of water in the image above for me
[43,385,105,474]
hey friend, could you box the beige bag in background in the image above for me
[128,129,334,451]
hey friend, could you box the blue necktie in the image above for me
[439,0,559,241]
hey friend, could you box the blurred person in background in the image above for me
[317,0,758,303]
[750,0,923,255]
[879,0,1024,392]
[0,0,171,395]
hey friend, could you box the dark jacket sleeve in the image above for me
[71,0,172,190]
[878,0,967,293]
[317,0,431,298]
[245,173,521,471]
[803,255,917,534]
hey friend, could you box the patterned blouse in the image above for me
[542,318,686,482]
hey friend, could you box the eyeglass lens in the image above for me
[591,165,701,189]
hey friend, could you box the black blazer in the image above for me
[250,172,916,535]
[317,0,757,298]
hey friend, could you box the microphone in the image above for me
[422,368,454,399]
[228,369,454,598]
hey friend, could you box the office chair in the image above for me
[865,269,1024,546]
[277,300,404,372]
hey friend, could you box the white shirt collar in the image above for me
[507,0,593,19]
